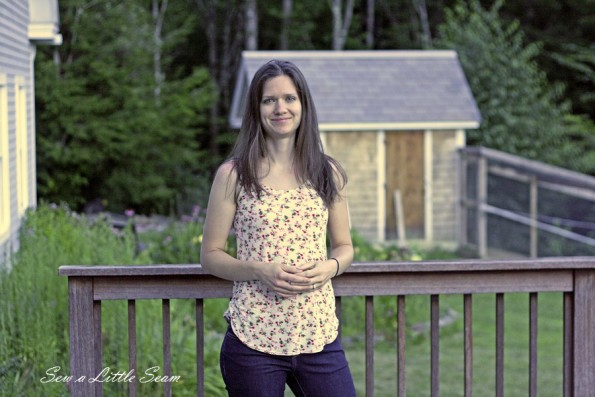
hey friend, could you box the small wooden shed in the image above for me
[230,50,481,244]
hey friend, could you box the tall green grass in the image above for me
[0,205,565,397]
[0,205,236,396]
[0,204,144,396]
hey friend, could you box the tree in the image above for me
[280,0,292,50]
[245,0,258,50]
[35,0,215,213]
[413,0,431,48]
[195,0,244,156]
[33,0,595,216]
[374,0,439,50]
[366,0,374,48]
[487,0,595,121]
[435,0,594,173]
[259,0,330,50]
[331,0,355,50]
[151,0,168,100]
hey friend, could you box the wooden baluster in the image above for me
[397,295,406,397]
[431,295,440,397]
[464,294,473,397]
[529,293,538,397]
[93,300,103,397]
[196,299,204,397]
[335,296,342,321]
[162,299,172,397]
[563,292,573,397]
[335,296,342,340]
[495,293,504,397]
[128,300,137,397]
[365,296,374,397]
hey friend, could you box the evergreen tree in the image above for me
[489,0,595,120]
[35,0,215,214]
[33,0,594,216]
[435,0,594,174]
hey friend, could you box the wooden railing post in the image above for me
[477,155,488,258]
[573,270,595,395]
[68,277,98,397]
[529,176,538,258]
[457,148,468,248]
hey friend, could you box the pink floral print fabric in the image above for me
[225,184,338,355]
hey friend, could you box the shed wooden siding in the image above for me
[324,129,463,243]
[431,130,461,241]
[385,131,425,239]
[0,0,37,261]
[323,131,379,241]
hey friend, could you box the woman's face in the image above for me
[259,75,302,138]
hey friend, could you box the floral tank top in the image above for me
[225,184,338,355]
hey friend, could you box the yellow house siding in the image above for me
[323,131,379,241]
[0,74,10,241]
[0,0,45,262]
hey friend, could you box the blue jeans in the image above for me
[220,327,356,397]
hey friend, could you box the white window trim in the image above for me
[15,76,30,215]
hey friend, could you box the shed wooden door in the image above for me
[385,131,424,239]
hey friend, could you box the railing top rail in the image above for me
[58,256,595,277]
[460,146,595,190]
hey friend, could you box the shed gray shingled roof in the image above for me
[229,50,481,131]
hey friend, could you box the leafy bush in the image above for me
[341,230,460,344]
[0,204,235,397]
[0,204,458,396]
[0,204,145,396]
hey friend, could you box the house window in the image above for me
[15,76,29,215]
[0,74,9,238]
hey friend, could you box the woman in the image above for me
[200,59,356,397]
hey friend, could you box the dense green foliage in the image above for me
[0,205,144,396]
[490,0,594,120]
[34,0,594,214]
[35,1,215,214]
[0,205,230,396]
[1,204,569,396]
[0,205,430,396]
[435,0,595,173]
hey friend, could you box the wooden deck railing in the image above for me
[58,257,595,397]
[459,146,595,258]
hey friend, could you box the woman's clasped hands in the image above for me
[255,260,335,298]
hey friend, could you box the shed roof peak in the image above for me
[243,50,458,60]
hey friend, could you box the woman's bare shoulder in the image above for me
[212,161,239,199]
[217,160,234,174]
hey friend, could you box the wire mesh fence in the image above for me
[459,147,595,257]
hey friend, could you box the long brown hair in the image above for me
[229,59,346,207]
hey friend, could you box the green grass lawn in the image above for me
[287,292,564,397]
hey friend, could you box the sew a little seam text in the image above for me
[40,366,181,384]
